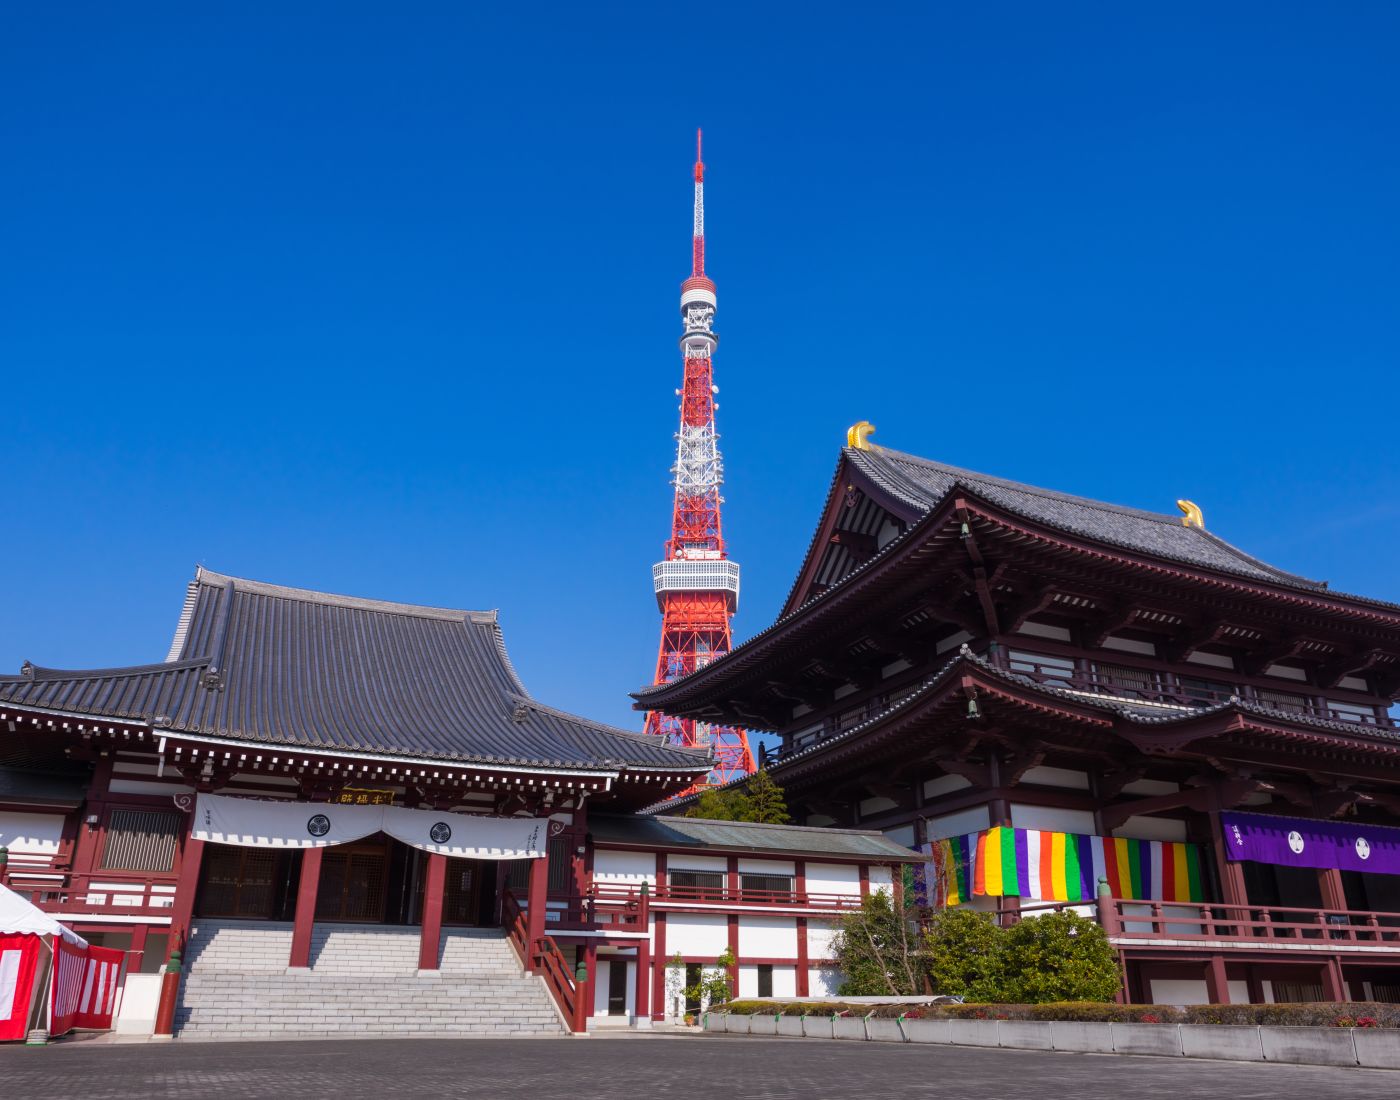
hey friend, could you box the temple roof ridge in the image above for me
[849,443,1329,591]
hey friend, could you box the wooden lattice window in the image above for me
[101,809,182,871]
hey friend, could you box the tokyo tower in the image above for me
[643,131,755,788]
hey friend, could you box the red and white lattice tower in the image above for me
[643,131,755,788]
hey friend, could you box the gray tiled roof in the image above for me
[589,813,922,860]
[851,445,1328,590]
[0,568,709,775]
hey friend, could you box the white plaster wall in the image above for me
[809,967,844,996]
[737,964,798,999]
[593,958,637,1017]
[923,775,972,800]
[592,850,656,885]
[924,806,989,840]
[1148,979,1250,1006]
[665,913,729,956]
[0,811,64,855]
[1150,979,1208,1005]
[737,858,794,875]
[1011,804,1096,834]
[805,862,860,896]
[666,853,727,873]
[882,824,916,848]
[1018,766,1090,790]
[859,796,898,817]
[805,918,839,961]
[868,865,893,896]
[738,915,797,958]
[1113,816,1188,843]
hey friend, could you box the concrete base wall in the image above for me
[704,1014,1399,1069]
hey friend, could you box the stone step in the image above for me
[175,918,565,1039]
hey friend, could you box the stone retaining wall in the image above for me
[704,1012,1400,1069]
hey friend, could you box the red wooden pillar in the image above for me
[859,863,870,898]
[418,852,447,971]
[583,941,598,1023]
[651,911,668,1021]
[165,835,205,961]
[1321,957,1347,1003]
[650,853,668,1021]
[288,847,324,969]
[1318,867,1348,912]
[1208,810,1248,906]
[795,916,810,997]
[727,913,740,998]
[635,938,651,1025]
[526,849,550,966]
[1204,954,1231,1005]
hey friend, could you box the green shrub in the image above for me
[925,908,1004,1001]
[996,911,1120,1004]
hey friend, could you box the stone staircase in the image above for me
[174,919,567,1040]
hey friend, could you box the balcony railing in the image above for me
[1000,657,1394,729]
[0,866,178,918]
[1101,898,1400,946]
[547,882,870,930]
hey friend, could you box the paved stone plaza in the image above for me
[2,1034,1397,1099]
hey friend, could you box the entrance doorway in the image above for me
[316,841,390,922]
[197,846,297,919]
[442,858,485,925]
[608,959,628,1015]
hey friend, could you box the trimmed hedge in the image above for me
[718,999,1400,1027]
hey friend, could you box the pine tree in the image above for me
[743,768,791,824]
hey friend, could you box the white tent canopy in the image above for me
[0,883,86,948]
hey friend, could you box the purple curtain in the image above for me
[1220,811,1400,875]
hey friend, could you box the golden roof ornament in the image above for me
[1177,499,1205,529]
[846,421,876,450]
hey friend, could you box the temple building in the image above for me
[637,434,1400,1006]
[0,567,914,1038]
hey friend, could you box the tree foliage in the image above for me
[924,908,1005,1001]
[684,769,791,824]
[995,910,1121,1004]
[831,891,926,997]
[684,946,737,1009]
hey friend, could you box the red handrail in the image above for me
[502,889,585,1033]
[1105,898,1400,945]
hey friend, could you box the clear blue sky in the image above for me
[3,4,1398,732]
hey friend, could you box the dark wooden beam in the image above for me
[1163,621,1229,664]
[1316,648,1385,690]
[1084,604,1140,649]
[1239,638,1310,678]
[1000,584,1058,635]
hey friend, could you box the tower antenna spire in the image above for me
[691,127,705,277]
[644,133,755,791]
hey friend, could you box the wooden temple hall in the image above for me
[0,568,915,1039]
[638,432,1400,1007]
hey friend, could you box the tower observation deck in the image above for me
[642,132,756,789]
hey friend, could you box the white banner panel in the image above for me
[191,794,546,859]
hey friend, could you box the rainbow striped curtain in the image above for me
[937,826,1205,906]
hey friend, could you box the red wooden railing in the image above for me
[553,882,867,927]
[0,866,178,918]
[1100,898,1400,945]
[502,890,586,1033]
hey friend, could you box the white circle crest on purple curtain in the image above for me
[1356,837,1372,861]
[1287,830,1305,853]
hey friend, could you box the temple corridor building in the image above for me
[638,436,1400,1006]
[0,568,913,1038]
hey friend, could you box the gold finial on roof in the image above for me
[846,420,876,450]
[1177,499,1204,529]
